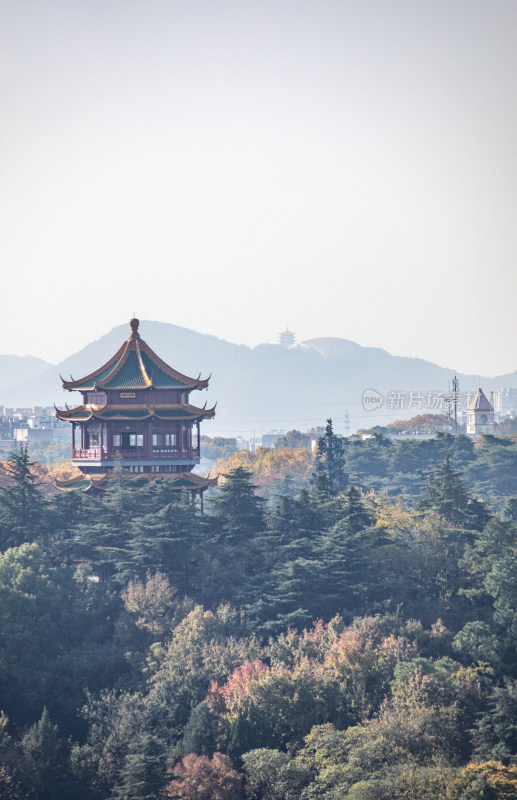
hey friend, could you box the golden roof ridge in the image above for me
[61,340,128,391]
[95,340,132,388]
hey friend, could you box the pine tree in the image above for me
[72,468,144,584]
[318,487,375,617]
[472,681,517,763]
[176,701,219,758]
[46,490,94,565]
[419,453,476,527]
[0,446,47,548]
[18,707,71,800]
[127,490,201,593]
[267,494,299,541]
[311,419,348,497]
[110,734,167,800]
[340,486,374,534]
[294,488,326,533]
[209,467,265,541]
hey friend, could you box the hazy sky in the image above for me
[1,0,516,375]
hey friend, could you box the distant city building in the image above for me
[0,406,69,451]
[466,388,495,436]
[14,426,53,443]
[491,388,517,419]
[278,327,295,347]
[261,431,284,448]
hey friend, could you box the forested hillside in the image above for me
[214,429,517,508]
[0,435,517,799]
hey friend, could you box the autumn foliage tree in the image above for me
[165,753,243,800]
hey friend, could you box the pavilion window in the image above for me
[129,434,144,447]
[113,434,122,447]
[152,433,176,447]
[87,392,106,405]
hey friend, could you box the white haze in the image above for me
[1,0,516,376]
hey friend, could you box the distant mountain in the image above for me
[1,322,515,434]
[0,355,54,394]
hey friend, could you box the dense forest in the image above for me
[215,428,517,507]
[1,423,517,799]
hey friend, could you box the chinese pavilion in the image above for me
[55,318,217,496]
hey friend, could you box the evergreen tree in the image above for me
[71,468,144,584]
[340,486,374,534]
[46,490,94,565]
[176,701,220,758]
[127,490,201,593]
[318,487,375,617]
[472,681,517,763]
[311,419,348,496]
[420,453,487,529]
[293,488,325,533]
[260,553,327,633]
[267,494,299,540]
[17,708,72,800]
[209,467,265,541]
[110,734,167,800]
[0,446,47,548]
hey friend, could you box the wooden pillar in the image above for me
[72,422,75,452]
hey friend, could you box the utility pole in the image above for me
[445,381,452,423]
[452,375,459,434]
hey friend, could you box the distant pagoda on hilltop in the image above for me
[55,318,217,496]
[278,326,295,347]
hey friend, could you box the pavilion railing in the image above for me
[73,447,104,459]
[73,447,201,460]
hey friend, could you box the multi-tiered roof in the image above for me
[55,318,216,495]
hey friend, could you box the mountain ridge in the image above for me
[0,355,54,393]
[1,322,515,434]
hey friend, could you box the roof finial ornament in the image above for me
[129,316,140,341]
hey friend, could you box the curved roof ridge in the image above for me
[96,340,133,388]
[55,402,215,422]
[135,339,153,388]
[61,320,212,392]
[61,340,128,391]
[139,337,209,389]
[55,404,93,421]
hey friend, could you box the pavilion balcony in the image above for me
[151,447,200,459]
[72,446,201,461]
[73,447,106,460]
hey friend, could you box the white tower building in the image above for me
[466,388,495,436]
